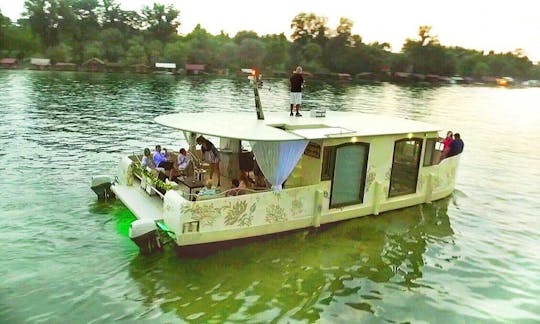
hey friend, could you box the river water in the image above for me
[1,71,539,323]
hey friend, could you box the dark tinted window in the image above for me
[321,146,336,181]
[389,138,423,197]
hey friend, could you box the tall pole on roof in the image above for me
[252,68,265,120]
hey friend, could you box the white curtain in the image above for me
[250,140,309,191]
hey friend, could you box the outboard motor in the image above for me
[129,219,162,255]
[91,175,115,200]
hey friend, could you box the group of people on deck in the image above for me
[140,135,268,197]
[140,135,221,182]
[141,145,190,180]
[441,131,464,159]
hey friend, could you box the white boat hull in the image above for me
[109,155,459,252]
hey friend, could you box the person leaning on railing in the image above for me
[448,133,464,157]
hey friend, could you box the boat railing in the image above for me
[193,187,269,201]
[172,183,326,233]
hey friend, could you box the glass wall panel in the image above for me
[423,138,440,166]
[330,143,369,208]
[389,138,422,197]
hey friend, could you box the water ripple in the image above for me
[1,71,539,322]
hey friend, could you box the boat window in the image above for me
[423,138,441,166]
[329,143,370,208]
[389,138,423,197]
[321,146,336,181]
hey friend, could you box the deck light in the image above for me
[351,136,358,143]
[407,132,413,139]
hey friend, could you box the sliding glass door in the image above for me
[330,143,369,208]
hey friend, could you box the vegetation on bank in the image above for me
[1,1,539,80]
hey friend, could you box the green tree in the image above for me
[402,25,454,75]
[100,0,141,36]
[321,17,359,72]
[417,25,438,46]
[261,33,289,70]
[303,42,321,63]
[457,54,481,76]
[390,53,412,73]
[125,36,146,65]
[472,61,490,78]
[290,12,328,45]
[83,41,101,61]
[47,42,72,62]
[335,17,354,47]
[141,3,180,43]
[59,0,101,63]
[1,15,40,58]
[145,39,164,64]
[0,11,5,49]
[233,30,258,44]
[100,28,124,62]
[214,41,238,70]
[184,24,216,67]
[24,0,64,48]
[237,38,266,68]
[163,40,188,66]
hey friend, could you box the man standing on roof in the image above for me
[290,66,304,117]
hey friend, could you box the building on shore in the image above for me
[82,57,106,72]
[30,58,51,70]
[185,63,205,75]
[0,58,18,69]
[155,62,177,74]
[131,63,151,74]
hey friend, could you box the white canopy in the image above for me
[155,111,441,142]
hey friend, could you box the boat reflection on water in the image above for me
[127,197,455,321]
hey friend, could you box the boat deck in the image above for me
[112,184,163,220]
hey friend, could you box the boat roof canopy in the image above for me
[154,111,441,142]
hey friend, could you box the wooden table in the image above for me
[177,176,205,199]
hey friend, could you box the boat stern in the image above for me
[91,175,115,200]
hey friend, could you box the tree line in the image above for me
[1,1,539,79]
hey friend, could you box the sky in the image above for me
[1,0,539,63]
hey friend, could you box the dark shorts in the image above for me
[158,161,174,170]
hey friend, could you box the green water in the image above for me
[1,71,539,323]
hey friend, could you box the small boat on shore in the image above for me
[92,73,461,256]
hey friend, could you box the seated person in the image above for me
[141,148,156,169]
[225,179,244,197]
[177,148,190,170]
[171,148,191,180]
[239,171,253,189]
[198,180,216,196]
[153,145,174,179]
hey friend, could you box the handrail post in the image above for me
[313,189,323,227]
[373,181,381,215]
[425,173,434,204]
[252,69,264,120]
